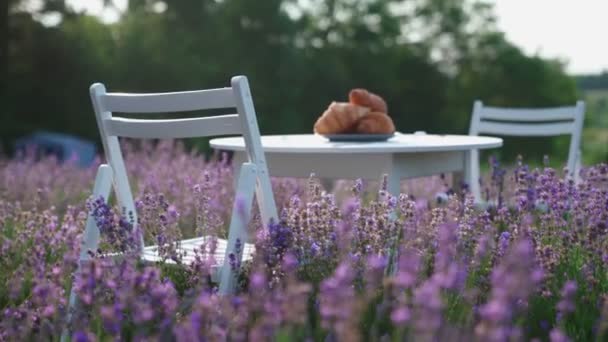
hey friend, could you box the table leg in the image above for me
[384,165,401,276]
[384,169,402,199]
[468,149,482,203]
[452,150,472,196]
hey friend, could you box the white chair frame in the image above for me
[65,76,278,333]
[467,100,585,201]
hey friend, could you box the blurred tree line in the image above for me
[577,71,608,91]
[575,72,608,163]
[1,0,579,163]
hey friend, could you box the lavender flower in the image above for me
[319,262,360,341]
[475,238,543,342]
[0,143,606,341]
[549,328,570,342]
[556,280,577,320]
[412,277,443,336]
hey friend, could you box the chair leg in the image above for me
[574,149,582,184]
[218,162,258,295]
[468,149,481,203]
[255,166,279,228]
[62,165,113,341]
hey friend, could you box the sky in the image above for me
[492,0,608,75]
[67,0,608,75]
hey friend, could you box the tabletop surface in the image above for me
[210,133,503,154]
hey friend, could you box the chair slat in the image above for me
[141,236,256,266]
[104,115,242,139]
[479,106,577,122]
[101,88,236,113]
[477,121,575,137]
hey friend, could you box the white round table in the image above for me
[210,133,503,195]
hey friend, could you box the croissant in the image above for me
[356,112,395,134]
[314,102,370,134]
[349,89,388,114]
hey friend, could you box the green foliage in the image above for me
[3,13,114,146]
[580,89,608,164]
[576,71,608,91]
[1,0,584,164]
[447,32,579,163]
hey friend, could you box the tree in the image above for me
[2,2,116,148]
[1,0,579,163]
[0,0,8,104]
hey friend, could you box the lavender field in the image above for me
[0,140,607,341]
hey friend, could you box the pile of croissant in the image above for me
[314,89,395,135]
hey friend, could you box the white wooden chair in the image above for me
[67,76,277,311]
[467,100,585,202]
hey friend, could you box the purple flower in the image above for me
[250,272,266,291]
[390,307,411,325]
[364,254,387,290]
[353,179,363,194]
[100,304,122,335]
[393,250,419,287]
[476,239,542,341]
[433,223,462,289]
[550,328,570,342]
[72,331,94,342]
[556,280,578,319]
[412,278,443,334]
[310,242,320,256]
[497,231,511,257]
[319,262,359,340]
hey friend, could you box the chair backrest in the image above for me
[90,76,278,246]
[469,100,585,175]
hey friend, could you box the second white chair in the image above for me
[467,100,585,202]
